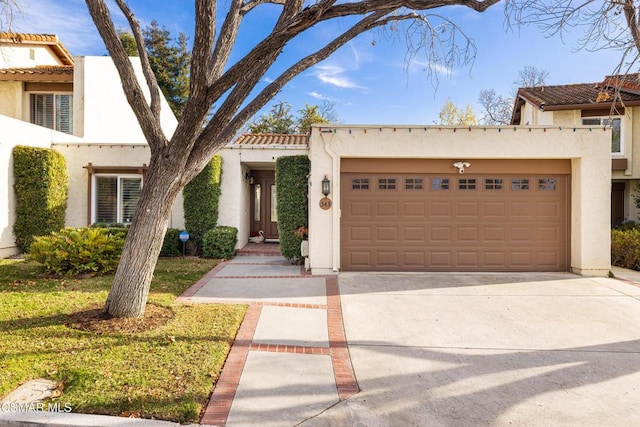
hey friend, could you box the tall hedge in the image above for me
[183,155,222,253]
[275,155,310,260]
[13,145,68,252]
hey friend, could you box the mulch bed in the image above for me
[67,304,174,334]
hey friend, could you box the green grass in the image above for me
[0,258,247,423]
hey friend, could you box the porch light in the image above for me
[322,176,331,196]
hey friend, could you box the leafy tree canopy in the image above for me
[248,101,337,134]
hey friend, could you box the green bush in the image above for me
[161,228,183,257]
[275,155,310,260]
[183,156,222,253]
[611,228,640,270]
[13,146,68,252]
[202,226,237,259]
[27,227,126,276]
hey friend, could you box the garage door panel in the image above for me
[342,171,568,271]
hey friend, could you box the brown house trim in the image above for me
[83,163,148,225]
[612,158,628,171]
[25,82,73,92]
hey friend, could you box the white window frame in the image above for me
[29,92,74,134]
[581,116,623,156]
[91,174,143,225]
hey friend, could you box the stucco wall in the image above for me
[0,116,83,257]
[308,125,611,276]
[53,144,184,230]
[73,56,177,142]
[0,44,63,68]
[218,144,309,248]
[0,82,22,119]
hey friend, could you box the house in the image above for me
[218,125,611,276]
[0,33,183,257]
[511,74,640,227]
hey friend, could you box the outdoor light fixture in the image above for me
[321,176,331,196]
[244,172,254,184]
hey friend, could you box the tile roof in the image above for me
[0,65,73,81]
[0,32,74,65]
[511,75,640,124]
[231,134,309,146]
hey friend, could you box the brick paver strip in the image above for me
[325,275,360,400]
[200,304,262,426]
[198,265,359,425]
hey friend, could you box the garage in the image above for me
[340,159,570,272]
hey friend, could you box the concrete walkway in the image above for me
[176,254,358,426]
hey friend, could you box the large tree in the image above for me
[248,101,336,134]
[85,0,501,318]
[437,98,478,125]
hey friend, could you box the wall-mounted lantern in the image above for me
[322,175,331,196]
[244,172,254,184]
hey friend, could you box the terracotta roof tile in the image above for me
[232,134,309,146]
[0,65,73,75]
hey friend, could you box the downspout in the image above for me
[321,130,340,273]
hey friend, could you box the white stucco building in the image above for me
[0,32,182,257]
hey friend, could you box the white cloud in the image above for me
[308,91,331,101]
[410,59,455,76]
[14,0,106,54]
[313,64,366,90]
[263,76,274,83]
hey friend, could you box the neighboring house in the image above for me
[511,74,640,227]
[218,125,611,276]
[0,33,183,257]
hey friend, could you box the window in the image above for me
[538,178,557,191]
[582,116,622,154]
[405,178,423,190]
[352,178,369,190]
[30,93,73,134]
[270,184,278,222]
[432,178,450,190]
[254,184,261,221]
[458,178,476,190]
[511,178,530,190]
[94,175,142,224]
[485,178,503,190]
[378,178,396,190]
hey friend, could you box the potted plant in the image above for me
[294,225,309,257]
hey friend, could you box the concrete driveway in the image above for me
[303,272,640,426]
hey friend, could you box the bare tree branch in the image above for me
[113,0,160,119]
[211,0,243,79]
[0,0,19,31]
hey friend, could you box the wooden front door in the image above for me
[249,170,279,240]
[611,182,625,228]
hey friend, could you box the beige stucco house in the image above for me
[218,126,611,276]
[511,74,640,227]
[0,33,183,257]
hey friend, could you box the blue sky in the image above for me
[11,0,625,125]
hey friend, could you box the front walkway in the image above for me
[176,248,358,426]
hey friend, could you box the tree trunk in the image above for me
[104,159,183,318]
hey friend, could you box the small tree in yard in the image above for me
[84,0,501,318]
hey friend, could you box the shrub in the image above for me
[202,226,237,259]
[611,228,640,270]
[183,156,222,253]
[161,228,183,257]
[275,155,310,260]
[13,146,68,252]
[27,227,125,276]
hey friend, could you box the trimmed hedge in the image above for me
[27,227,125,276]
[13,145,68,252]
[160,228,183,257]
[275,155,310,260]
[202,226,237,259]
[612,227,640,270]
[183,155,222,253]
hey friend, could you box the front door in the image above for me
[612,182,625,228]
[249,170,279,240]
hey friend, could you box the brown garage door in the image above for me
[341,160,570,272]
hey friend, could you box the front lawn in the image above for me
[0,258,246,423]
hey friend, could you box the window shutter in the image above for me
[56,95,73,134]
[96,177,117,224]
[120,178,142,224]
